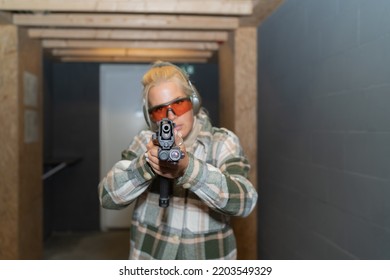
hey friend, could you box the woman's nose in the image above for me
[166,108,177,120]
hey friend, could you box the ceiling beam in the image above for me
[0,0,253,16]
[41,39,220,50]
[28,28,229,42]
[0,11,12,23]
[51,48,213,58]
[240,0,284,26]
[58,56,209,63]
[13,13,239,30]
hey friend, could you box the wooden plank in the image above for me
[14,13,239,30]
[59,56,208,63]
[51,48,213,58]
[231,27,258,260]
[0,11,12,23]
[0,25,43,260]
[28,28,229,42]
[42,39,220,50]
[240,0,284,27]
[219,27,258,260]
[0,0,253,16]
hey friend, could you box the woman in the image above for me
[98,61,258,260]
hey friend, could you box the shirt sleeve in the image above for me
[98,131,156,209]
[175,129,258,217]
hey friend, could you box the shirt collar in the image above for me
[188,108,213,149]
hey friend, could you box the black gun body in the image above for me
[152,118,184,208]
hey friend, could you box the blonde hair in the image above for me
[142,61,194,103]
[142,61,201,129]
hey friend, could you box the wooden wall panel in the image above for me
[218,32,235,130]
[18,27,43,260]
[0,24,19,260]
[0,24,42,259]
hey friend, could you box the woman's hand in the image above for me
[145,131,189,179]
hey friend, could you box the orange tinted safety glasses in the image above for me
[148,97,193,122]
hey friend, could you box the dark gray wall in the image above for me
[258,0,390,259]
[43,61,101,236]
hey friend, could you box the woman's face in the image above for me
[148,81,194,139]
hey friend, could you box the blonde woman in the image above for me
[98,61,257,260]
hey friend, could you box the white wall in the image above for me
[99,64,149,230]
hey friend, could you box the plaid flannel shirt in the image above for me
[98,110,258,259]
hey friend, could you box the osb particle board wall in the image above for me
[0,23,42,259]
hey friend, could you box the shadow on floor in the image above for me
[44,230,130,260]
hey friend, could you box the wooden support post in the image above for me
[0,21,43,259]
[219,27,258,260]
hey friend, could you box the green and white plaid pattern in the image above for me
[98,110,258,259]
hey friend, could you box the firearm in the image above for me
[152,118,184,207]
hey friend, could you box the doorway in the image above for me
[99,64,149,229]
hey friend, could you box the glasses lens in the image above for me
[150,98,192,121]
[150,107,167,122]
[170,98,192,115]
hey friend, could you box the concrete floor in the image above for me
[44,230,130,260]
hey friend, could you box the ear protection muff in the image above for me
[142,62,202,129]
[143,98,152,129]
[187,80,201,115]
